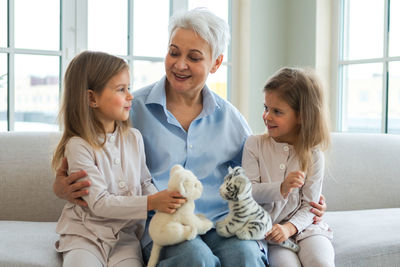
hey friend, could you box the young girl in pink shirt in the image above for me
[242,67,335,267]
[52,51,185,267]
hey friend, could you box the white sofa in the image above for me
[0,132,399,266]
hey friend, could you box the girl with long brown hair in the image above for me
[52,51,184,267]
[243,67,334,267]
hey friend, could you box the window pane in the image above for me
[132,60,165,91]
[14,54,59,131]
[133,0,169,57]
[0,0,7,47]
[389,0,400,57]
[388,62,400,134]
[188,0,229,23]
[88,0,128,55]
[207,64,228,100]
[0,53,7,131]
[341,63,383,133]
[14,0,60,50]
[342,0,384,60]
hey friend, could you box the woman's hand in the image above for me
[147,190,186,214]
[280,171,305,198]
[310,194,327,224]
[265,223,297,243]
[53,157,90,207]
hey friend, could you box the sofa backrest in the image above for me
[323,132,400,211]
[0,131,64,222]
[1,131,399,221]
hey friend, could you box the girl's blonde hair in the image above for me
[52,51,130,171]
[264,67,330,172]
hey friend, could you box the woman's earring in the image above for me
[92,103,97,108]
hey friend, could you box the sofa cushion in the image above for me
[323,133,400,211]
[325,208,400,267]
[0,221,61,267]
[0,132,65,222]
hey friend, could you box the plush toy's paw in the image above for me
[236,228,252,240]
[215,220,224,231]
[215,221,233,237]
[184,225,197,241]
[195,214,213,235]
[198,219,213,235]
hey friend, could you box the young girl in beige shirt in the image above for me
[242,67,335,267]
[52,51,185,267]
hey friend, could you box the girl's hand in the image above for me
[265,223,297,243]
[147,190,186,214]
[310,194,327,224]
[280,171,305,198]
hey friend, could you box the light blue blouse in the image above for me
[131,76,252,224]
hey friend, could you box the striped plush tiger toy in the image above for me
[216,166,300,253]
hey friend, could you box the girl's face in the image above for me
[91,68,133,133]
[263,90,300,144]
[165,28,222,97]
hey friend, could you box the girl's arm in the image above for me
[288,150,325,233]
[65,137,181,220]
[242,136,285,203]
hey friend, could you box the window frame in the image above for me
[0,0,63,131]
[1,0,232,132]
[334,0,400,133]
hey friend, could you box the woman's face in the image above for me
[165,28,222,96]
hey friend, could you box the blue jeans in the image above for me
[142,229,268,267]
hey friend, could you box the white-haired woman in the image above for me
[54,8,326,266]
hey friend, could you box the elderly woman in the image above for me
[54,8,326,266]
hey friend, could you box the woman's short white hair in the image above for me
[168,7,230,60]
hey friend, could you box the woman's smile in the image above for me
[173,72,192,81]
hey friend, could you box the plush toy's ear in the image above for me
[233,166,244,176]
[178,176,187,196]
[228,166,233,173]
[170,164,183,176]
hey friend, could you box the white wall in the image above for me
[232,0,332,134]
[287,0,317,67]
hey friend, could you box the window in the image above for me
[1,0,60,131]
[338,0,400,134]
[1,0,231,132]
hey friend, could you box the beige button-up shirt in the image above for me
[56,127,157,264]
[242,134,325,235]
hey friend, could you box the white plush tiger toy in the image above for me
[216,166,300,253]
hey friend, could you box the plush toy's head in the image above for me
[219,166,251,202]
[168,165,203,201]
